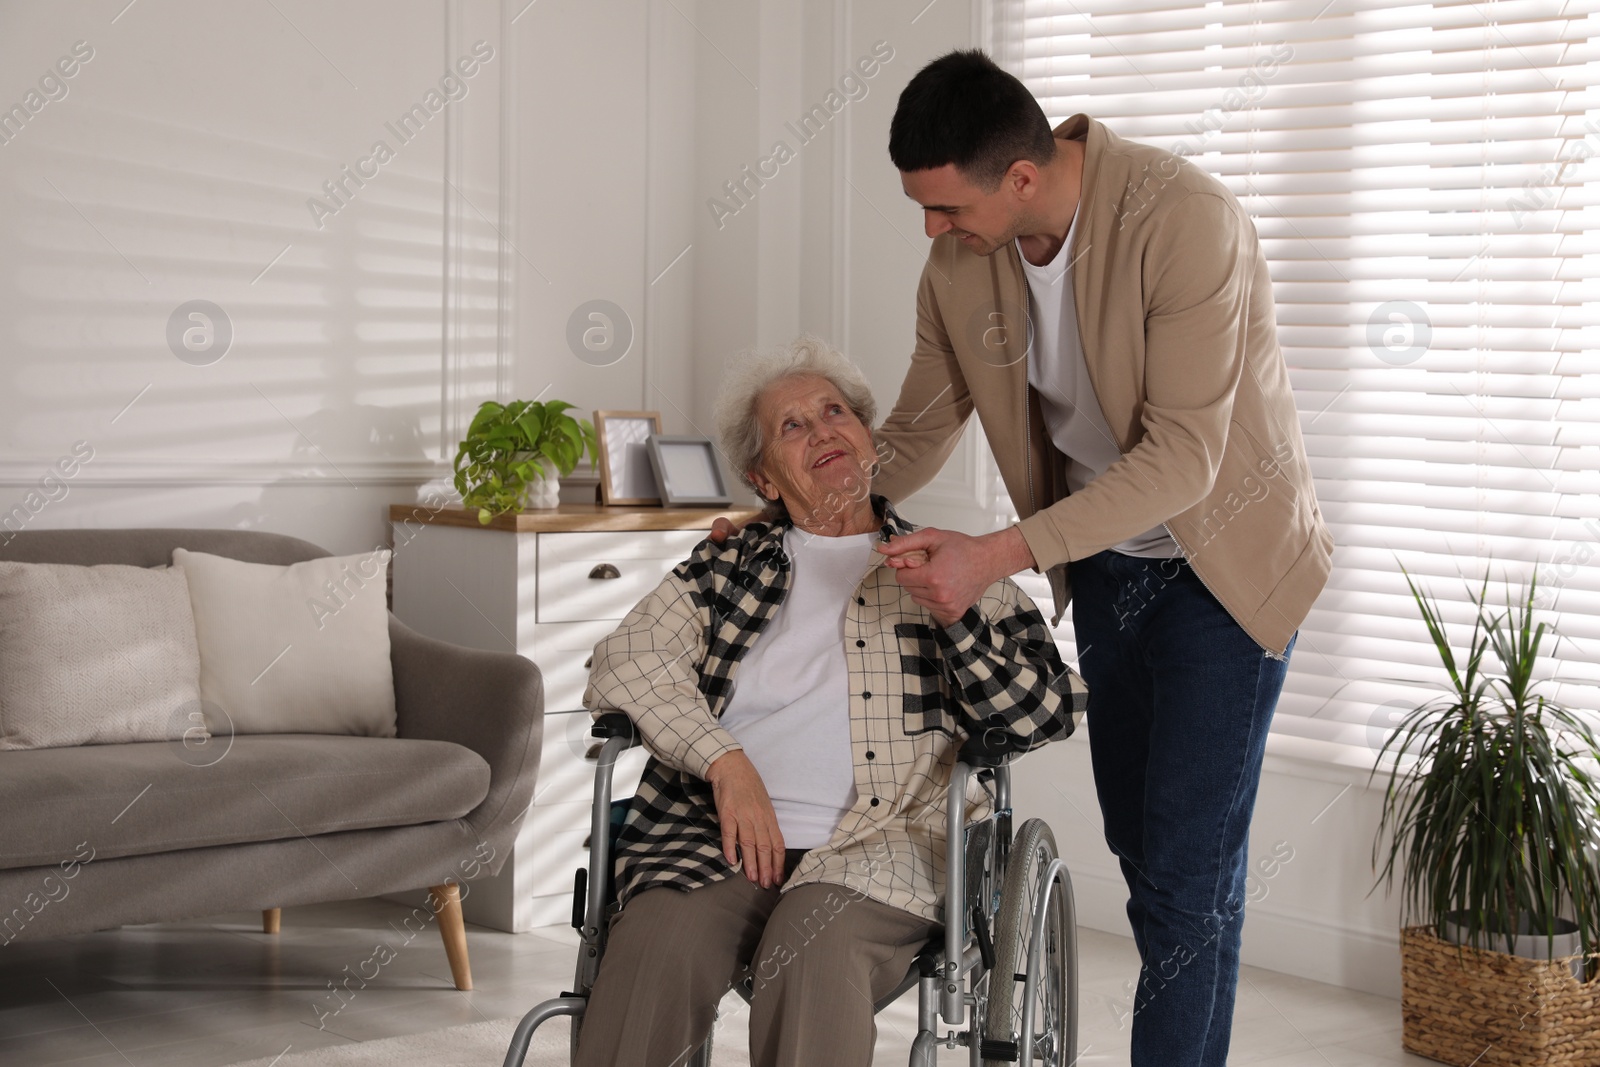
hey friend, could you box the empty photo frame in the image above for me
[594,410,663,505]
[645,436,732,507]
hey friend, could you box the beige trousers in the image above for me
[571,849,936,1067]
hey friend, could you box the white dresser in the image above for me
[388,502,761,933]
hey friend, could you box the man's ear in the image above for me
[1008,159,1041,202]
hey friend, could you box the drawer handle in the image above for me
[589,563,621,580]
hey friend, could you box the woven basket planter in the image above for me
[1401,925,1600,1066]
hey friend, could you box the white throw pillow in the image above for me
[0,561,204,751]
[172,548,396,737]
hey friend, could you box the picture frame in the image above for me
[593,410,663,505]
[645,435,733,507]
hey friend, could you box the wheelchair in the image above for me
[504,713,1079,1067]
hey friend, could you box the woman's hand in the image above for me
[705,750,786,888]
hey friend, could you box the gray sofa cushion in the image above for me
[0,735,491,871]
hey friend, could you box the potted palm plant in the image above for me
[452,399,598,523]
[1372,567,1600,1066]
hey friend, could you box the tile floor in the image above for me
[0,897,1432,1066]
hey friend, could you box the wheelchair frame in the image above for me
[503,714,1078,1067]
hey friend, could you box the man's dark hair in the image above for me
[888,49,1057,190]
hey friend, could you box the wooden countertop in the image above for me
[389,502,766,533]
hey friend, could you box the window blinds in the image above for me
[993,0,1600,765]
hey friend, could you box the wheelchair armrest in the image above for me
[957,727,1033,768]
[591,713,642,748]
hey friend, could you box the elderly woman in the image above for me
[574,336,1084,1067]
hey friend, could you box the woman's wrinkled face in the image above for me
[749,375,876,525]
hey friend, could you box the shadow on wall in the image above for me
[234,407,433,533]
[1,93,501,531]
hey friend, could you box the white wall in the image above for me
[0,0,703,552]
[0,0,1407,998]
[801,0,1013,536]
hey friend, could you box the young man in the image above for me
[868,49,1333,1066]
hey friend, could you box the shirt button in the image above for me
[865,750,876,760]
[856,596,865,606]
[855,639,865,648]
[869,797,880,806]
[862,691,872,700]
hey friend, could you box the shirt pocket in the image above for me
[894,622,957,738]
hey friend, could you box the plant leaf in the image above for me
[1372,563,1600,956]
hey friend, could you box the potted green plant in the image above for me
[1372,567,1600,1065]
[452,399,598,523]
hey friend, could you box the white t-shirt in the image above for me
[1019,210,1182,558]
[718,528,873,848]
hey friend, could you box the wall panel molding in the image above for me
[442,0,516,447]
[0,458,450,489]
[832,0,852,349]
[495,0,518,404]
[640,0,655,411]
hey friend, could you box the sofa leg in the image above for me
[429,884,472,991]
[262,908,281,934]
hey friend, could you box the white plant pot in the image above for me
[508,452,560,510]
[1442,910,1585,979]
[521,474,560,510]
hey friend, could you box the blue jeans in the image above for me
[1068,549,1294,1067]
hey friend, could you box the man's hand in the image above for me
[876,526,1037,626]
[705,750,785,888]
[709,515,744,544]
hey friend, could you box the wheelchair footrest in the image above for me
[979,1037,1020,1062]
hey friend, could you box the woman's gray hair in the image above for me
[714,334,878,498]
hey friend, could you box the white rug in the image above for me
[221,1011,757,1067]
[221,1018,546,1067]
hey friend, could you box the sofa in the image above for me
[0,528,544,991]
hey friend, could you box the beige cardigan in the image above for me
[873,114,1333,656]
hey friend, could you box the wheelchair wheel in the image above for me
[983,819,1072,1067]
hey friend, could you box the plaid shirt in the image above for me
[582,497,1087,924]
